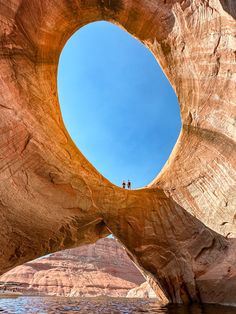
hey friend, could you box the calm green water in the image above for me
[0,296,235,314]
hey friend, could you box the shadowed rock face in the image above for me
[0,0,235,305]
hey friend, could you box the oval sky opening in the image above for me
[58,21,181,189]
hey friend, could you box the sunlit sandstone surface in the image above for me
[0,238,145,297]
[0,0,235,305]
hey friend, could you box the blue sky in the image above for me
[58,21,181,189]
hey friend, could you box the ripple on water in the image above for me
[0,296,235,314]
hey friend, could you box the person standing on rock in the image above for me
[127,180,131,190]
[122,181,126,189]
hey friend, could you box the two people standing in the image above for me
[122,180,131,189]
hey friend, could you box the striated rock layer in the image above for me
[0,238,145,297]
[0,0,235,305]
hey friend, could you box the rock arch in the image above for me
[0,0,235,304]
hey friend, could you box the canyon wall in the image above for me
[0,238,145,297]
[0,0,235,305]
[127,282,156,299]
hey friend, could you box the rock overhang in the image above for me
[0,0,235,305]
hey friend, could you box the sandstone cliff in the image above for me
[0,0,235,305]
[0,238,145,297]
[127,282,157,299]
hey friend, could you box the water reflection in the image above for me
[165,303,236,314]
[0,296,235,314]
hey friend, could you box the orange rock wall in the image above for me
[0,238,145,297]
[0,0,235,305]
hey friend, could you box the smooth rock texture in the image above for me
[127,282,157,299]
[0,0,235,305]
[0,238,145,297]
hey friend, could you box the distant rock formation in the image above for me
[127,282,156,299]
[0,238,145,297]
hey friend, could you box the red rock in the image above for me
[0,0,235,305]
[0,238,145,297]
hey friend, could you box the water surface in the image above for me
[0,296,235,314]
